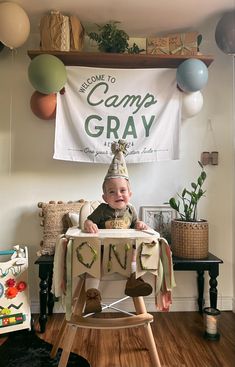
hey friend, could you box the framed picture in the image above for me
[140,205,176,243]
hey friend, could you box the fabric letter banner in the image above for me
[54,66,182,163]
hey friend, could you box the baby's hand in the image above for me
[135,220,149,230]
[84,219,99,233]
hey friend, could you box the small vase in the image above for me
[171,219,209,259]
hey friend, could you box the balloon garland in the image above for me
[175,58,209,119]
[28,54,68,120]
[0,1,210,122]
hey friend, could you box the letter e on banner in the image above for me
[136,237,160,277]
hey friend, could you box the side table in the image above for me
[173,252,223,313]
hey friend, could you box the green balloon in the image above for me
[28,54,67,94]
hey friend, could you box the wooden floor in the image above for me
[29,311,235,367]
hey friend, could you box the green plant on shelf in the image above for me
[88,21,144,54]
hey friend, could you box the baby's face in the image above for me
[103,178,132,210]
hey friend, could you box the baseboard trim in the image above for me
[232,297,235,313]
[30,295,234,314]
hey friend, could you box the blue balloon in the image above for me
[176,59,208,92]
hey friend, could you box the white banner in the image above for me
[54,66,182,163]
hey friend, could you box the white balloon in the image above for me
[0,2,30,49]
[182,91,204,119]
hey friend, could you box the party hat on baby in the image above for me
[105,140,129,180]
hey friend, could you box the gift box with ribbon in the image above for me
[146,36,170,55]
[168,32,198,56]
[40,10,84,51]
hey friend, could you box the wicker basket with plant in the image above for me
[167,161,208,259]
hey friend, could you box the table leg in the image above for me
[209,265,219,309]
[38,263,54,333]
[197,270,205,313]
[47,266,54,315]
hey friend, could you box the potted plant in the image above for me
[167,161,208,259]
[88,21,144,54]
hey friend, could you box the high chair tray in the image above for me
[66,227,160,238]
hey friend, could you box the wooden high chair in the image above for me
[50,201,162,367]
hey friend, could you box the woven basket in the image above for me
[171,219,208,259]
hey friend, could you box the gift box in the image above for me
[168,32,198,56]
[128,37,146,54]
[146,36,170,55]
[40,11,84,51]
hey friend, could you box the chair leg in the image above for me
[133,297,162,367]
[58,324,78,367]
[50,277,85,359]
[50,317,67,358]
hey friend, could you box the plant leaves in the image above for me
[168,161,207,221]
[169,197,179,210]
[201,171,206,180]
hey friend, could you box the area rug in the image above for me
[0,329,90,367]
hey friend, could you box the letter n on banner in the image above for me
[136,237,160,278]
[102,238,134,277]
[72,237,101,279]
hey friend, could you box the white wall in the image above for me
[233,53,235,313]
[0,15,234,313]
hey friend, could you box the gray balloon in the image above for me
[215,10,235,55]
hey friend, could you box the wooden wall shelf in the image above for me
[27,50,214,69]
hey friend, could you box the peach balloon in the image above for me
[30,91,57,120]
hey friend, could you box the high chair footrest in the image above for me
[69,312,153,329]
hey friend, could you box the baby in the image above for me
[83,140,153,314]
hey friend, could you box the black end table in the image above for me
[35,255,54,333]
[173,252,223,313]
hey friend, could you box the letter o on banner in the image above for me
[30,91,56,120]
[215,10,235,55]
[28,54,67,94]
[176,58,208,92]
[0,2,30,49]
